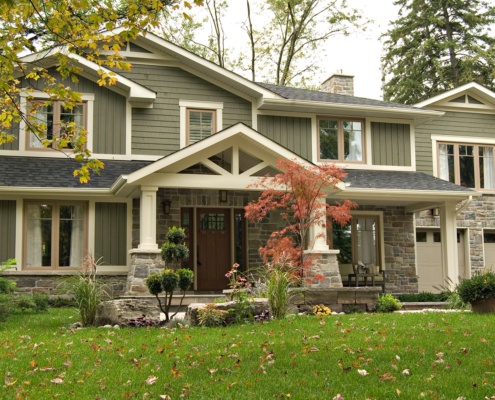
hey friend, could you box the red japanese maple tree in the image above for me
[245,158,356,280]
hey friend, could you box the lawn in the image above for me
[1,308,495,399]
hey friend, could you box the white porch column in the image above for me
[440,202,459,287]
[309,199,330,252]
[138,185,159,250]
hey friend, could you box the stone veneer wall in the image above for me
[130,193,417,293]
[132,188,279,268]
[3,273,127,297]
[360,205,417,293]
[416,194,495,272]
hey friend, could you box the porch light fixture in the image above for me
[162,199,172,215]
[219,190,228,203]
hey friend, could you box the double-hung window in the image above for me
[438,143,495,189]
[27,100,86,150]
[24,201,87,268]
[319,118,364,162]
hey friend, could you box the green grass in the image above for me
[1,309,495,399]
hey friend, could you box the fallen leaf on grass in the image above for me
[50,378,64,384]
[379,372,396,382]
[358,369,368,376]
[402,369,410,376]
[159,396,172,400]
[146,376,158,385]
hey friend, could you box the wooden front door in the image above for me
[196,209,231,291]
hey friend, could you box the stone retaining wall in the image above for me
[3,272,127,297]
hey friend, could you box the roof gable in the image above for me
[415,83,495,114]
[125,123,313,188]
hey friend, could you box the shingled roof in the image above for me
[257,82,420,110]
[0,155,474,195]
[0,156,152,189]
[344,170,474,192]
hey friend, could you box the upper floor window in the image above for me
[438,143,495,189]
[27,100,86,150]
[319,118,364,162]
[179,100,223,148]
[187,109,216,144]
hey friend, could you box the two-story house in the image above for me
[0,32,475,295]
[414,83,495,292]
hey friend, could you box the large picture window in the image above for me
[27,100,86,150]
[24,202,87,268]
[319,118,364,162]
[330,214,381,267]
[438,143,495,189]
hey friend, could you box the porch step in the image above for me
[119,293,223,306]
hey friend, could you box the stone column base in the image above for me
[303,249,343,288]
[127,249,164,295]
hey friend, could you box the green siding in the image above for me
[121,66,252,156]
[20,71,126,155]
[0,201,16,261]
[371,122,411,166]
[257,115,312,160]
[95,203,127,266]
[415,111,495,174]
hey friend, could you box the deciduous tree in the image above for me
[381,0,495,104]
[0,0,202,182]
[244,158,356,280]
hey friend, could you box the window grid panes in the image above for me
[200,213,225,230]
[439,142,495,190]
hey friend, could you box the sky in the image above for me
[220,0,401,100]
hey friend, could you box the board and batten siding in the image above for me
[121,66,252,156]
[415,111,495,175]
[0,200,16,262]
[94,203,127,266]
[257,115,312,160]
[371,122,411,167]
[2,71,127,155]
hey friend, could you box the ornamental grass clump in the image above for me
[62,255,110,326]
[456,269,495,305]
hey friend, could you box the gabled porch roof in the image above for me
[120,123,316,194]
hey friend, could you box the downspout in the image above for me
[456,195,473,214]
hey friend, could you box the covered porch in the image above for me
[119,124,476,295]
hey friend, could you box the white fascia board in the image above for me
[259,98,443,122]
[343,187,479,202]
[20,50,156,106]
[68,54,156,104]
[0,187,114,196]
[415,82,495,108]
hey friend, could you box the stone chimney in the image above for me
[321,70,354,96]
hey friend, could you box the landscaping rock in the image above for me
[95,299,160,326]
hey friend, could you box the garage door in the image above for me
[416,229,465,293]
[484,230,495,269]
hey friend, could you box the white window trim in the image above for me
[19,91,95,153]
[179,100,223,148]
